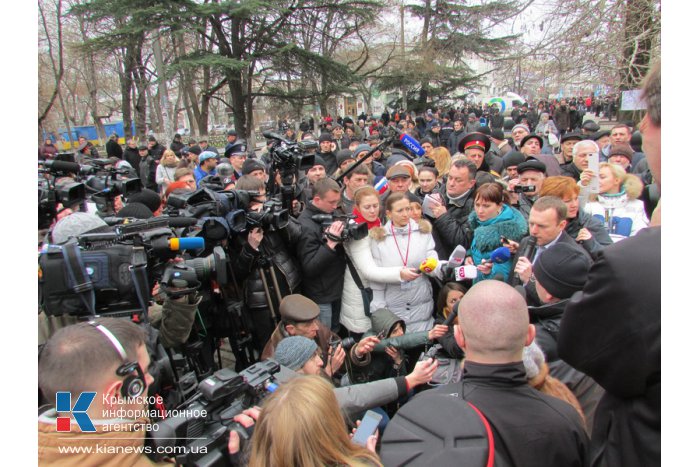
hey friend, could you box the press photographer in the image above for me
[261,294,377,381]
[229,175,303,353]
[38,318,251,465]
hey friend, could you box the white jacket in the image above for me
[369,219,438,333]
[340,236,403,333]
[584,197,648,242]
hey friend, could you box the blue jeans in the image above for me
[318,300,341,333]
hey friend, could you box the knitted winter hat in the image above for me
[336,149,354,167]
[126,188,161,213]
[608,144,634,162]
[242,158,266,175]
[274,336,318,371]
[115,202,154,220]
[51,212,108,244]
[533,243,592,299]
[353,144,372,158]
[522,341,546,379]
[511,124,530,134]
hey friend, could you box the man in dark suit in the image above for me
[507,196,586,305]
[557,60,660,467]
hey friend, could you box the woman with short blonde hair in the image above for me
[583,163,648,242]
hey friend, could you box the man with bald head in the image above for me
[382,280,588,466]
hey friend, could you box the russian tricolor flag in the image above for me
[374,176,388,195]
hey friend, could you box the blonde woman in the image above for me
[584,162,649,242]
[427,146,451,181]
[248,375,381,467]
[155,149,180,194]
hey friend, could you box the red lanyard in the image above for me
[391,223,411,267]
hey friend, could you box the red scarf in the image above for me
[352,207,381,229]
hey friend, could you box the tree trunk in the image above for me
[132,43,149,138]
[38,0,63,136]
[77,13,106,142]
[619,0,656,90]
[117,37,136,140]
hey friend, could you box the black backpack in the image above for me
[380,385,511,467]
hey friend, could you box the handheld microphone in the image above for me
[489,247,511,264]
[419,257,438,274]
[399,133,425,157]
[521,236,537,262]
[443,300,460,326]
[454,264,478,281]
[441,245,467,278]
[168,237,204,251]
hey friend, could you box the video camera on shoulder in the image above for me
[38,217,218,317]
[166,187,248,243]
[148,359,296,466]
[263,131,315,173]
[245,199,289,232]
[311,213,369,242]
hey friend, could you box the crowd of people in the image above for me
[38,62,660,466]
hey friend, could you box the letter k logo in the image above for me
[56,392,96,432]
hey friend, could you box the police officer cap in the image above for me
[516,159,547,175]
[458,132,491,154]
[225,140,248,158]
[279,294,320,323]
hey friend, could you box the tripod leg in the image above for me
[267,266,283,324]
[259,268,278,323]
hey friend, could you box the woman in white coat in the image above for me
[369,192,440,333]
[340,187,420,339]
[584,162,649,242]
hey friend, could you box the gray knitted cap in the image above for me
[274,336,318,371]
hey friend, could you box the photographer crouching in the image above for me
[38,318,253,465]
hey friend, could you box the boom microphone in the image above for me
[41,160,81,173]
[262,130,291,144]
[399,133,426,157]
